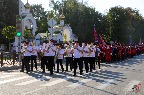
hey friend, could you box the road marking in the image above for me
[0,75,15,79]
[124,80,140,91]
[41,76,74,87]
[15,76,51,86]
[95,79,114,89]
[0,76,31,85]
[67,79,92,88]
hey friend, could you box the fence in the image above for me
[0,51,18,67]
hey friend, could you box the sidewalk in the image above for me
[0,59,107,72]
[0,60,41,71]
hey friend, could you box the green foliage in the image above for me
[30,4,48,34]
[0,0,144,45]
[2,26,16,40]
[24,29,32,38]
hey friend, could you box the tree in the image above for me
[2,26,16,50]
[30,4,48,34]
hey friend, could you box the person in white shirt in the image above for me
[65,44,73,71]
[71,41,83,76]
[30,42,38,71]
[95,44,101,69]
[41,41,48,73]
[47,39,56,75]
[82,42,89,73]
[88,43,96,71]
[20,41,32,74]
[56,44,64,73]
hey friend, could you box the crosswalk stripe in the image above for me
[95,79,114,89]
[124,80,140,91]
[41,76,74,87]
[15,76,51,86]
[67,79,92,88]
[0,75,15,79]
[0,76,31,85]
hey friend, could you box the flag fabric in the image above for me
[99,35,106,47]
[93,26,98,43]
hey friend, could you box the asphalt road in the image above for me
[0,54,144,95]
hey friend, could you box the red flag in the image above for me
[99,35,106,47]
[93,27,98,39]
[93,27,98,43]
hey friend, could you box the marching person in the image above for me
[20,41,32,74]
[71,41,83,76]
[30,42,38,71]
[41,41,49,73]
[65,44,73,71]
[95,45,101,69]
[88,43,96,71]
[82,42,89,73]
[47,39,56,75]
[56,44,64,73]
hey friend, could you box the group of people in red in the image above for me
[98,43,144,63]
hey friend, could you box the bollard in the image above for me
[1,51,3,67]
[13,50,16,65]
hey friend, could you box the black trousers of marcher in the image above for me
[82,57,89,73]
[73,58,83,75]
[88,57,93,72]
[31,55,37,71]
[56,59,64,72]
[21,56,30,73]
[42,56,49,72]
[97,56,100,69]
[65,57,73,71]
[48,56,54,74]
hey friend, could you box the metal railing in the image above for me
[0,50,18,67]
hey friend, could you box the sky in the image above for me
[21,0,144,16]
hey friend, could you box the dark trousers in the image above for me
[41,56,44,69]
[56,59,64,72]
[65,57,73,71]
[31,55,37,71]
[48,56,54,74]
[42,56,49,72]
[88,57,93,72]
[21,56,30,72]
[83,57,89,72]
[97,56,100,69]
[73,58,83,75]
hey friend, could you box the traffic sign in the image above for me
[47,18,57,27]
[48,28,56,34]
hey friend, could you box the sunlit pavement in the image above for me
[0,54,144,95]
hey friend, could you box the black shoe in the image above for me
[26,71,30,74]
[20,70,24,72]
[80,72,83,75]
[42,71,45,73]
[50,73,54,75]
[56,71,59,73]
[73,74,76,76]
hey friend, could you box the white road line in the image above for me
[124,80,140,91]
[0,76,31,85]
[0,75,15,79]
[0,72,21,75]
[15,76,51,86]
[95,79,114,89]
[67,79,92,88]
[41,76,74,87]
